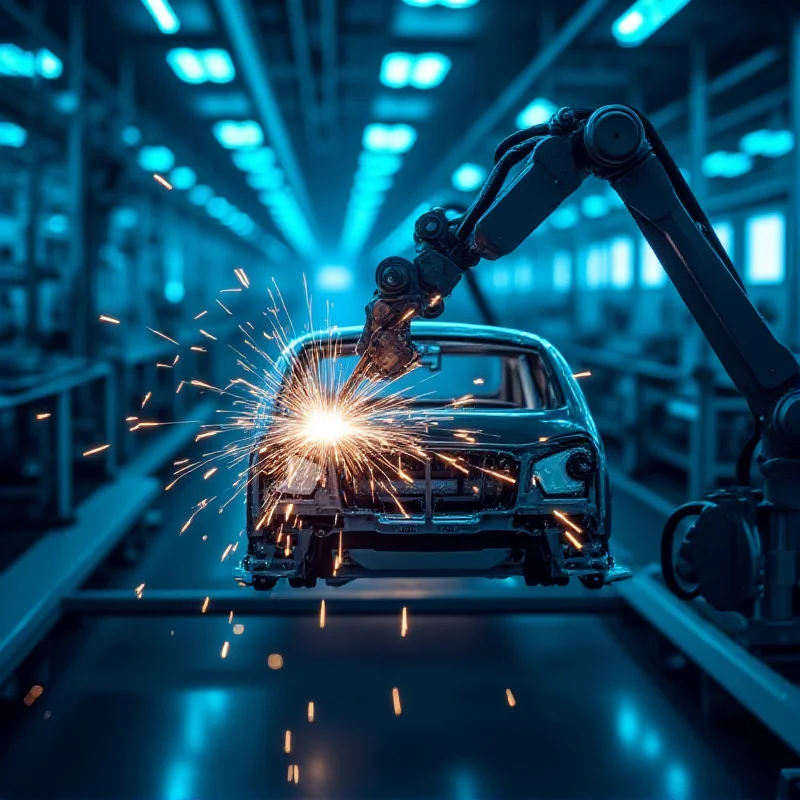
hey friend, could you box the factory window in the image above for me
[745,211,786,285]
[553,250,572,292]
[585,243,607,289]
[513,258,534,291]
[712,220,734,257]
[640,237,667,288]
[492,265,511,292]
[609,236,634,290]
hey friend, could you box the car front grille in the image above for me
[339,451,520,515]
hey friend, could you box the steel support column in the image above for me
[320,0,338,140]
[788,16,800,348]
[286,0,318,148]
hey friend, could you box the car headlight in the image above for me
[533,448,596,496]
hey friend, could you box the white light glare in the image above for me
[212,120,264,149]
[140,0,180,34]
[515,98,557,130]
[612,0,693,47]
[363,123,417,154]
[452,163,486,192]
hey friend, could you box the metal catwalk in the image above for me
[0,471,792,799]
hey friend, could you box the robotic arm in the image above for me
[355,105,800,622]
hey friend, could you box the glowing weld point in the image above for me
[153,174,172,190]
[506,688,516,707]
[392,687,402,716]
[99,314,120,324]
[572,371,591,379]
[83,444,110,456]
[319,599,326,629]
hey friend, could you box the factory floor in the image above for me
[0,465,794,799]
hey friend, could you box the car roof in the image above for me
[287,321,555,354]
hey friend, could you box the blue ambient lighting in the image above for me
[403,0,480,6]
[169,166,197,190]
[739,129,795,159]
[641,238,667,287]
[358,152,404,175]
[164,280,185,304]
[0,121,27,148]
[121,126,142,147]
[549,205,579,230]
[35,49,62,79]
[137,146,175,172]
[363,123,417,154]
[581,194,610,219]
[355,172,394,192]
[745,211,785,285]
[515,97,557,129]
[188,185,213,206]
[609,236,634,289]
[206,197,230,219]
[317,265,354,292]
[553,251,572,291]
[232,147,275,172]
[53,92,78,114]
[612,0,693,47]
[702,150,752,179]
[452,163,486,192]
[140,0,180,34]
[380,52,451,89]
[212,120,264,149]
[111,207,139,229]
[247,170,284,191]
[166,49,235,84]
[43,214,69,236]
[372,95,433,121]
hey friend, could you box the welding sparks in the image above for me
[228,610,234,625]
[553,510,583,550]
[473,377,485,385]
[147,327,179,346]
[201,596,210,614]
[135,583,145,599]
[572,371,592,379]
[99,314,120,324]
[153,174,172,190]
[268,654,283,670]
[204,467,218,480]
[199,329,217,341]
[400,308,415,322]
[221,544,233,562]
[293,765,299,785]
[284,730,292,754]
[191,346,207,353]
[506,688,516,707]
[307,701,315,722]
[83,444,110,457]
[451,394,474,407]
[194,310,207,319]
[319,599,326,629]
[234,268,250,288]
[141,391,152,409]
[233,623,244,635]
[392,688,402,716]
[36,413,51,420]
[401,606,408,637]
[221,641,230,659]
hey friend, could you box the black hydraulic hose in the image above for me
[493,123,550,163]
[735,417,762,486]
[660,501,709,600]
[456,138,541,241]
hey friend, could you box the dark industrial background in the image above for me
[1,0,799,798]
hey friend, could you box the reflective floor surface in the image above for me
[0,464,793,799]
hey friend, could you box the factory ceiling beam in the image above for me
[320,0,338,139]
[372,0,611,258]
[214,0,320,242]
[650,47,783,129]
[286,0,319,148]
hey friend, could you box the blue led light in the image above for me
[381,53,413,88]
[363,123,417,154]
[0,44,33,77]
[140,0,180,34]
[36,49,62,79]
[137,146,175,172]
[641,239,667,287]
[739,129,795,159]
[232,147,276,172]
[553,251,572,291]
[206,197,230,219]
[745,212,785,285]
[43,214,69,236]
[316,265,354,292]
[169,166,197,190]
[121,125,142,146]
[212,120,264,149]
[612,0,692,47]
[53,92,78,115]
[188,185,213,206]
[247,169,284,191]
[411,53,451,88]
[358,152,403,175]
[166,48,235,84]
[515,97,557,129]
[0,121,27,148]
[609,236,634,289]
[372,95,433,121]
[581,194,610,219]
[164,280,185,304]
[111,207,139,229]
[702,150,752,179]
[451,163,485,192]
[549,205,579,230]
[403,0,480,6]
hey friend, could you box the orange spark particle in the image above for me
[99,315,120,324]
[83,444,110,456]
[392,687,402,716]
[153,174,172,190]
[506,688,516,707]
[221,641,230,659]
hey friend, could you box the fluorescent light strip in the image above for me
[140,0,180,34]
[612,0,692,47]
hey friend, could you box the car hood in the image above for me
[418,408,593,449]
